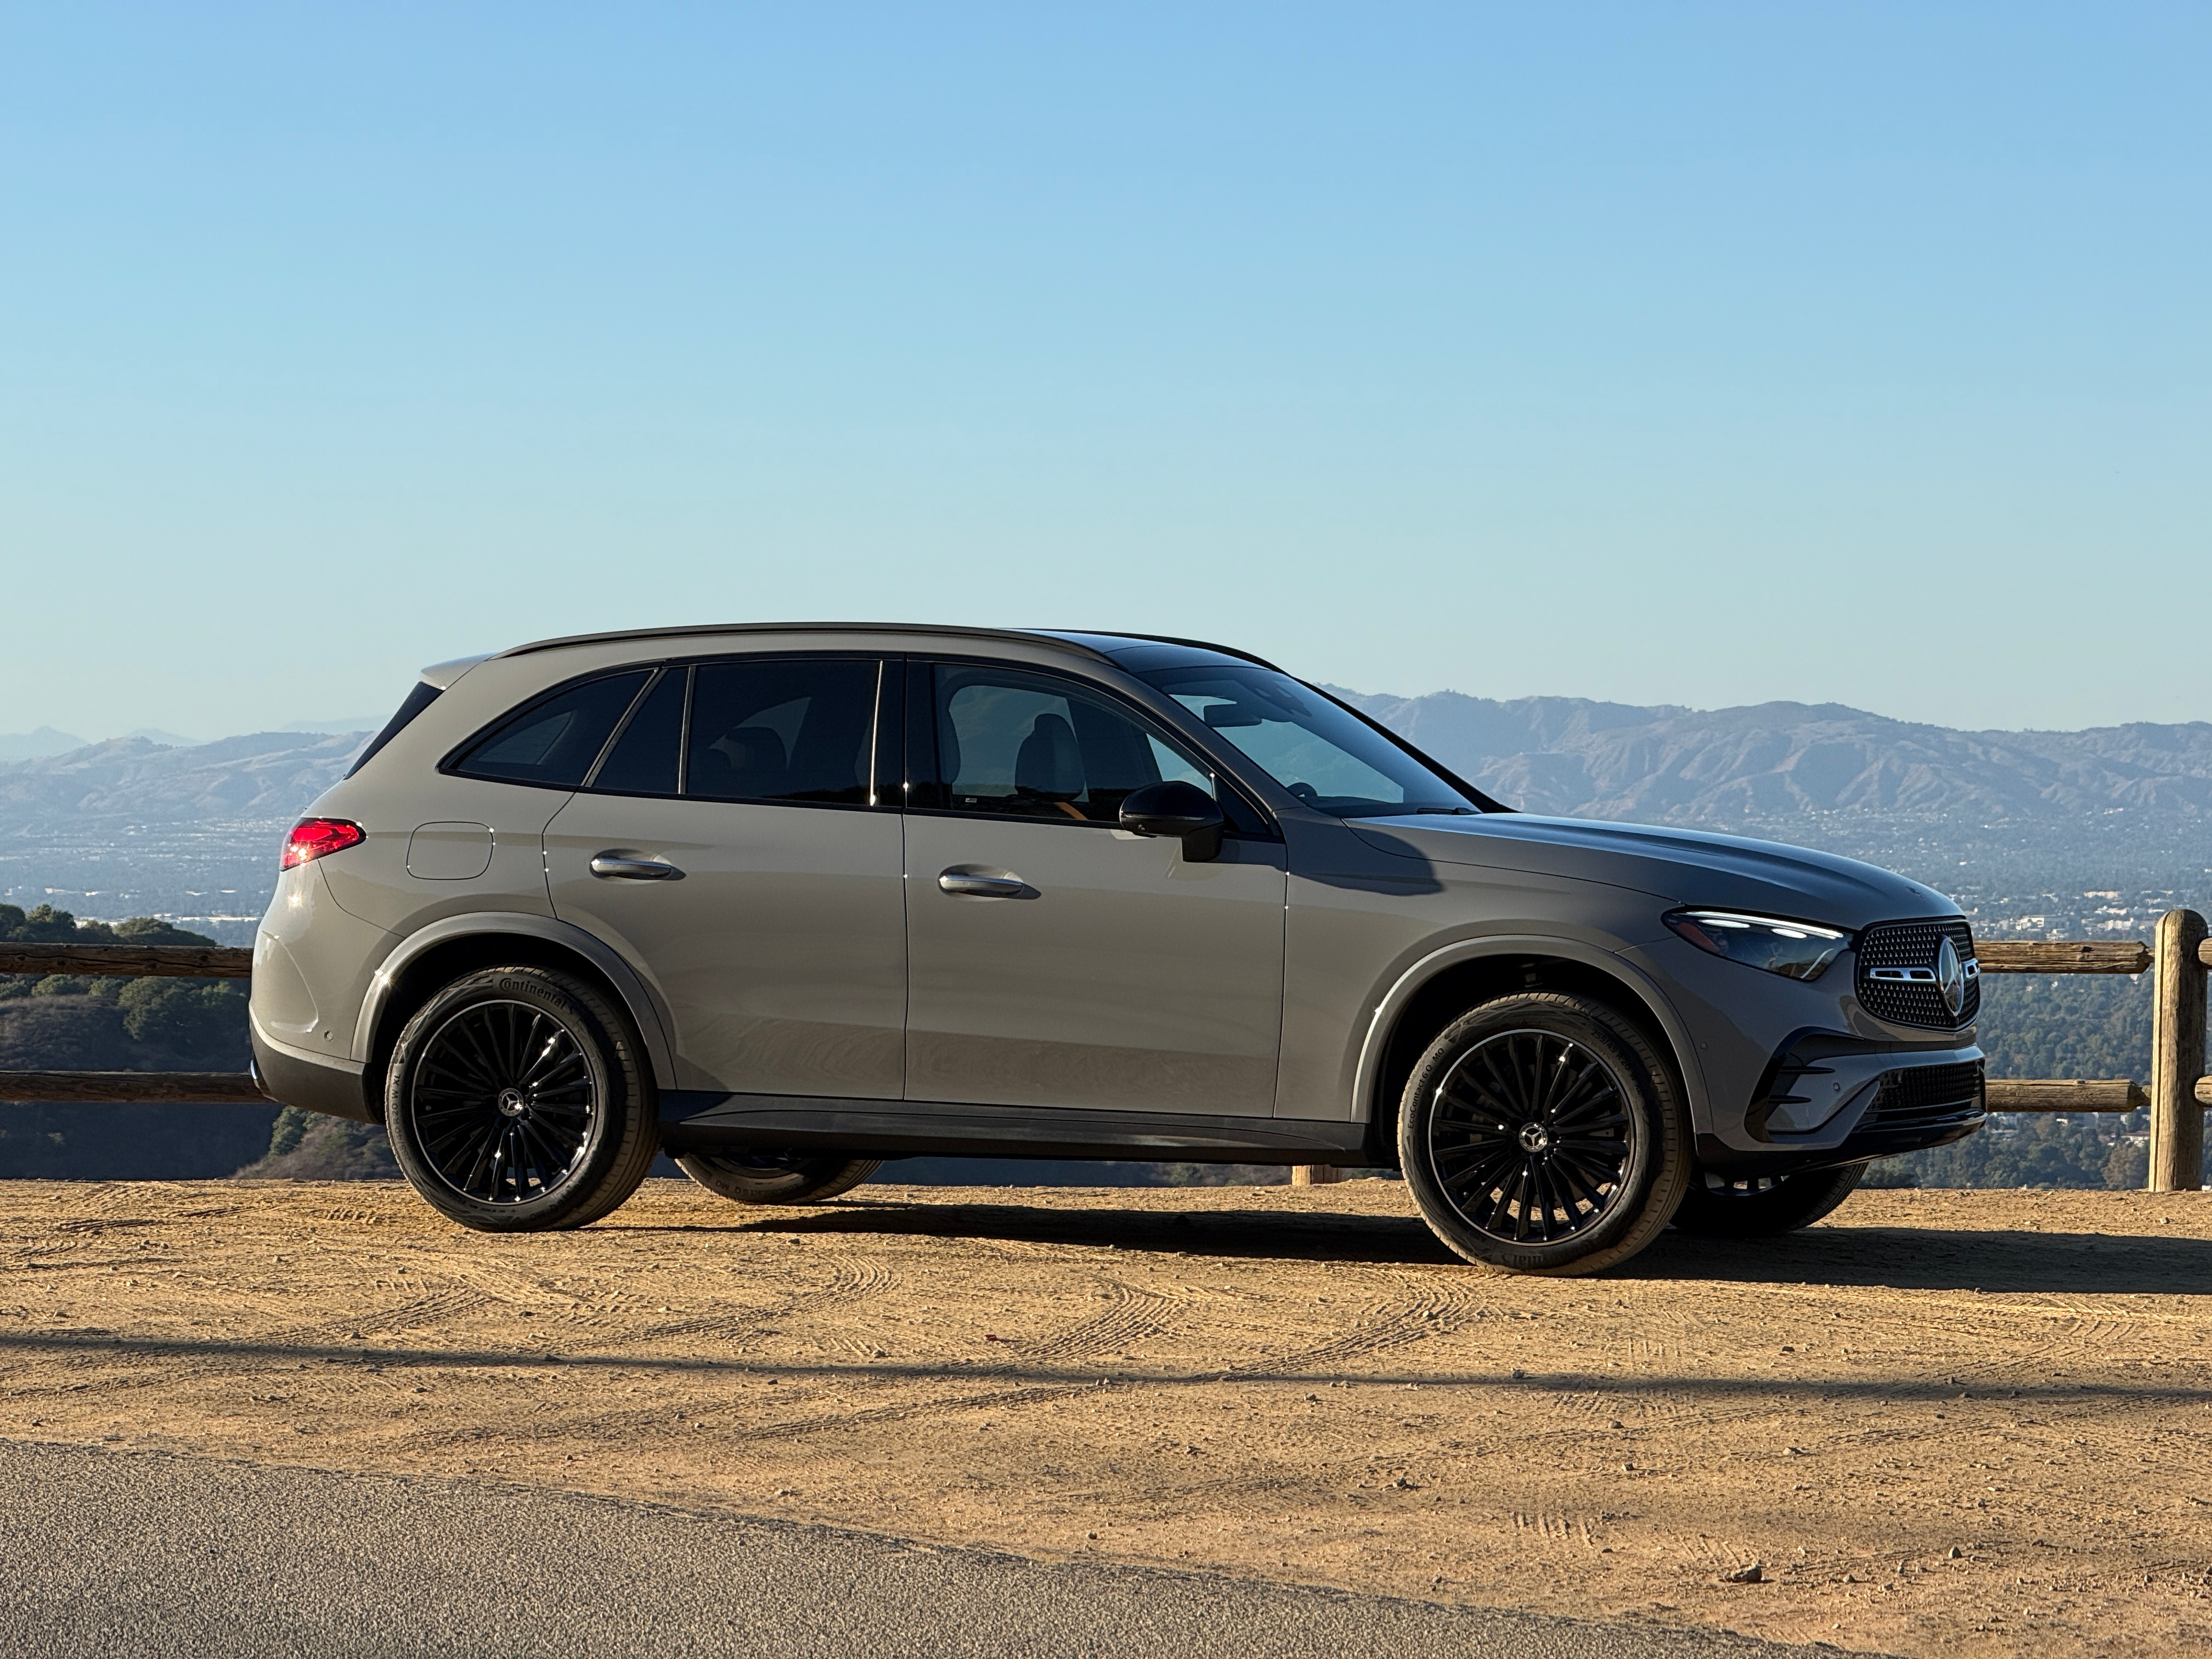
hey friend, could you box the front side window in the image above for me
[452,670,651,788]
[922,664,1217,825]
[1137,664,1477,818]
[686,657,878,805]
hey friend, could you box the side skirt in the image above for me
[658,1092,1369,1165]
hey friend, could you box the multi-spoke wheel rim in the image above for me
[1428,1028,1636,1244]
[409,1000,599,1205]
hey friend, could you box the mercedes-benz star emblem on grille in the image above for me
[1863,926,1980,1024]
[1936,935,1966,1016]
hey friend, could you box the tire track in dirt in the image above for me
[1015,1282,1178,1367]
[552,1255,903,1355]
[253,1288,498,1348]
[1233,1274,1488,1378]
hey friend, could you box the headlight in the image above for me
[1663,909,1849,982]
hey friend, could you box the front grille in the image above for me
[1869,1060,1985,1132]
[1855,918,1980,1029]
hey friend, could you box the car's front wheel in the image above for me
[1397,991,1691,1276]
[385,966,661,1233]
[674,1150,882,1205]
[1669,1163,1867,1237]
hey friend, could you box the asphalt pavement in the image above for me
[0,1440,1861,1658]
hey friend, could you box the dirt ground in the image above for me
[3,1178,2208,1657]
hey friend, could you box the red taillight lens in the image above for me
[282,818,365,870]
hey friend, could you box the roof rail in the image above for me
[498,623,1118,662]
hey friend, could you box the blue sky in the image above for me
[4,4,2205,740]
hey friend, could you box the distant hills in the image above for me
[0,731,369,938]
[2,691,2207,943]
[1328,689,2212,825]
[0,727,89,763]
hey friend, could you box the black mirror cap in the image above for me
[1119,779,1225,862]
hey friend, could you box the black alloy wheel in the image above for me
[1398,991,1691,1276]
[1429,1028,1635,1245]
[674,1148,883,1205]
[410,1000,597,1205]
[386,966,661,1233]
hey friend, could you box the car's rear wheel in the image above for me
[1397,992,1691,1276]
[1669,1162,1867,1238]
[674,1150,882,1205]
[385,966,660,1233]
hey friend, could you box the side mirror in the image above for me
[1118,780,1225,862]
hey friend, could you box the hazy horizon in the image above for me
[9,676,2212,760]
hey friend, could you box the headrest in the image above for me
[1014,713,1084,800]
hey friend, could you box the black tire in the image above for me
[384,966,660,1233]
[1397,991,1691,1276]
[674,1150,882,1205]
[1670,1162,1867,1238]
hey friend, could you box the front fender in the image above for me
[1348,934,1714,1136]
[351,911,680,1091]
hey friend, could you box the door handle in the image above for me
[590,853,684,881]
[938,870,1029,899]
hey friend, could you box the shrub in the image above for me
[116,978,249,1064]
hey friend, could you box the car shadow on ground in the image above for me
[625,1197,1466,1266]
[611,1199,2212,1294]
[1628,1223,2212,1295]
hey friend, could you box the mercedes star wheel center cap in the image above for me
[497,1088,528,1118]
[1518,1121,1552,1154]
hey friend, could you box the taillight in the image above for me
[283,818,366,870]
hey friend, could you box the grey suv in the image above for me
[251,624,1985,1274]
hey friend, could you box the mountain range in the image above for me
[3,692,2207,942]
[1327,690,2212,825]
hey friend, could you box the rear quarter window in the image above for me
[450,670,652,789]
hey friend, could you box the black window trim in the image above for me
[346,679,445,779]
[901,654,1282,839]
[442,651,898,812]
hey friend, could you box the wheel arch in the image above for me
[351,913,680,1115]
[1353,936,1709,1166]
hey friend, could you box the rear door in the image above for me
[544,654,905,1100]
[900,659,1287,1116]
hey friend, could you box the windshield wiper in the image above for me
[1413,805,1480,815]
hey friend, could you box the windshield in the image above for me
[1136,664,1480,819]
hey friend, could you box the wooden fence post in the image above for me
[1290,1165,1344,1186]
[2148,908,2208,1193]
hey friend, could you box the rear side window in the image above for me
[452,671,651,788]
[345,680,443,778]
[686,658,877,805]
[589,667,687,795]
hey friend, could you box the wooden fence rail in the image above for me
[0,943,253,979]
[4,929,2208,1190]
[1,1071,266,1104]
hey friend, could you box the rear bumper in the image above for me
[250,1024,376,1124]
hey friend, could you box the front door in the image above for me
[901,660,1287,1116]
[545,654,905,1100]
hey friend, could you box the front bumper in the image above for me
[1696,1044,1985,1177]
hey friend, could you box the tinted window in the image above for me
[687,658,878,805]
[589,667,686,795]
[926,664,1215,825]
[1137,664,1476,818]
[454,670,650,788]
